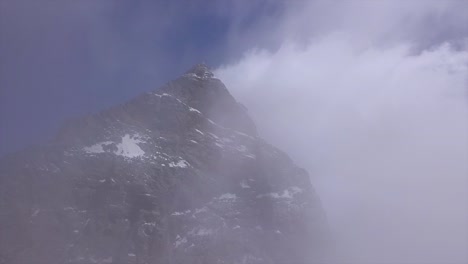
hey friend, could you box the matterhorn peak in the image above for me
[184,63,214,79]
[0,64,329,264]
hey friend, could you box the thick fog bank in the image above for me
[216,37,468,263]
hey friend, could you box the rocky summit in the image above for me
[0,64,329,264]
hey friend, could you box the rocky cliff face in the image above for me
[0,64,329,264]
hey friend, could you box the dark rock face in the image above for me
[0,64,329,264]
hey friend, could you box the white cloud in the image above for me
[216,30,468,264]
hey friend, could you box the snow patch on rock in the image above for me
[257,186,303,199]
[115,134,145,158]
[83,141,113,154]
[244,154,256,159]
[240,180,250,189]
[172,210,191,216]
[175,235,188,248]
[190,228,214,236]
[189,107,201,114]
[83,134,145,158]
[218,193,237,201]
[169,159,189,168]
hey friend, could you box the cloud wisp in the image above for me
[216,1,468,263]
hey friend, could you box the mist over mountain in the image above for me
[0,65,330,264]
[216,31,468,264]
[2,1,467,264]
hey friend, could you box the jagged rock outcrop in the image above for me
[0,64,329,264]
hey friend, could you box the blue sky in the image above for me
[0,0,284,156]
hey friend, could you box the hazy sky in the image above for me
[1,1,468,263]
[0,0,283,156]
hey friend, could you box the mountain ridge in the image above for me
[0,65,329,264]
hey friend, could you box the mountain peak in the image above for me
[0,64,329,264]
[184,63,214,79]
